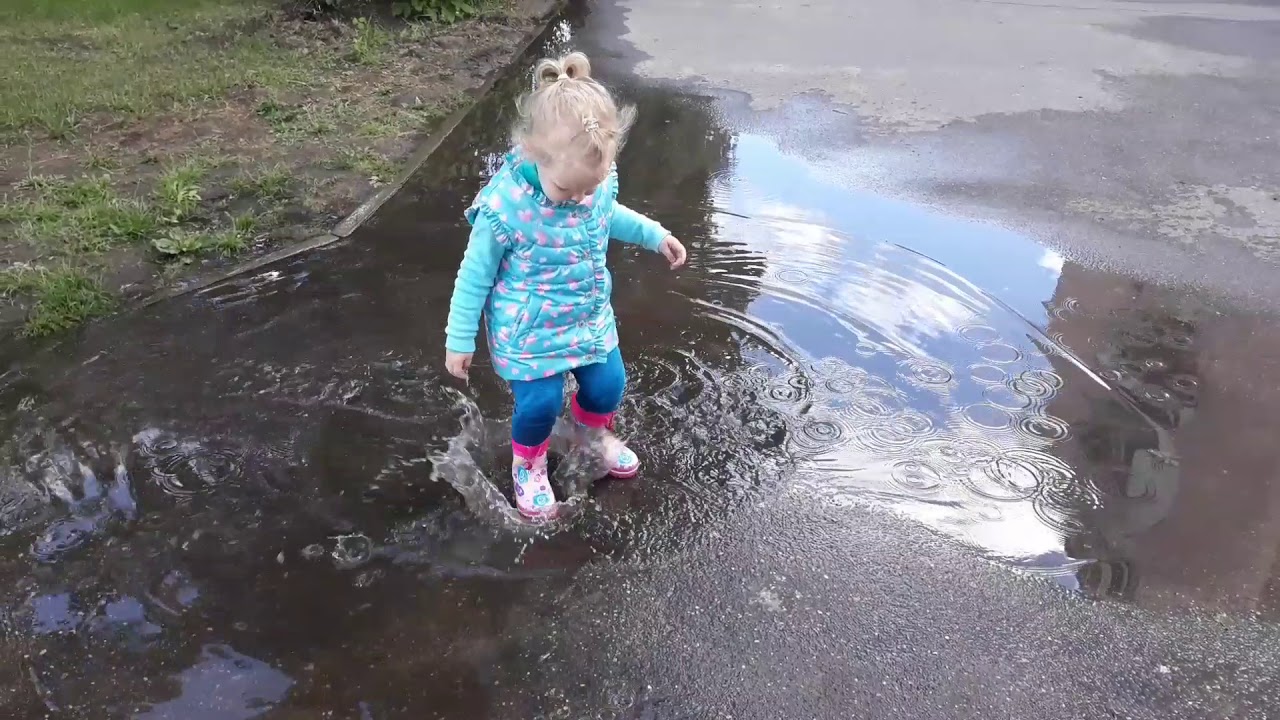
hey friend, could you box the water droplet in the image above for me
[787,415,850,455]
[890,460,943,493]
[1010,369,1062,400]
[978,343,1022,364]
[1034,471,1100,534]
[845,391,899,419]
[969,364,1007,385]
[331,533,373,570]
[983,384,1033,411]
[774,268,810,284]
[963,448,1072,502]
[765,373,812,404]
[959,324,1000,344]
[1017,414,1071,442]
[960,403,1014,431]
[899,358,954,386]
[855,411,934,452]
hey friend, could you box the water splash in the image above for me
[427,387,610,534]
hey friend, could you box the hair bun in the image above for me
[533,52,593,88]
[561,52,592,80]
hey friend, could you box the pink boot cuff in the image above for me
[571,395,615,429]
[512,439,550,460]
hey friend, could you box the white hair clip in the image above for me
[582,115,600,133]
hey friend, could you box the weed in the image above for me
[257,99,302,133]
[232,213,259,239]
[357,114,403,140]
[84,149,120,172]
[0,264,114,337]
[151,229,207,261]
[14,174,63,194]
[2,177,162,255]
[80,200,160,245]
[258,100,351,142]
[350,17,391,66]
[155,162,205,223]
[231,165,292,201]
[47,176,115,209]
[330,148,397,184]
[209,229,249,257]
[151,217,254,262]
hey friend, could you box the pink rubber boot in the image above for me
[512,440,557,521]
[571,395,640,479]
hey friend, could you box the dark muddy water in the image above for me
[3,11,1280,720]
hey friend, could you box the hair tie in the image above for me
[582,115,600,133]
[557,72,569,82]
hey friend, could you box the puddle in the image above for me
[0,7,1278,717]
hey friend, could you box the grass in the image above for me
[0,0,523,338]
[0,0,316,139]
[151,214,256,262]
[350,17,392,66]
[3,175,163,254]
[0,264,114,337]
[330,148,398,184]
[154,160,206,222]
[230,164,293,201]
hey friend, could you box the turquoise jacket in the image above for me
[445,150,669,382]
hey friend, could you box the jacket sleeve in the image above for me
[445,220,505,354]
[610,203,669,252]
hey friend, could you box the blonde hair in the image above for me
[513,52,636,178]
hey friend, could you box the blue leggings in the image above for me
[510,347,626,447]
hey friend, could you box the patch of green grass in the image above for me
[256,98,303,134]
[230,165,293,201]
[357,96,462,140]
[150,216,255,262]
[257,99,356,142]
[0,264,114,337]
[151,229,207,260]
[84,147,121,172]
[0,1,322,138]
[155,161,205,223]
[231,213,259,239]
[209,228,250,257]
[329,148,398,184]
[349,17,392,66]
[46,175,114,209]
[356,115,403,140]
[73,199,160,251]
[2,177,163,254]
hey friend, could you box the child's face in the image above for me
[541,160,607,205]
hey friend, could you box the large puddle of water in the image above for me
[2,10,1279,718]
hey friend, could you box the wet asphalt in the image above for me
[3,1,1280,718]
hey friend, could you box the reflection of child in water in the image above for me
[444,52,687,522]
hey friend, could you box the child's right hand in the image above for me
[445,351,473,380]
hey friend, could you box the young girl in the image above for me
[443,52,687,521]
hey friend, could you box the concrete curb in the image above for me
[134,0,566,308]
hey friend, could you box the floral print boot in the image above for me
[512,440,557,520]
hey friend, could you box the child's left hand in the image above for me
[659,235,687,269]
